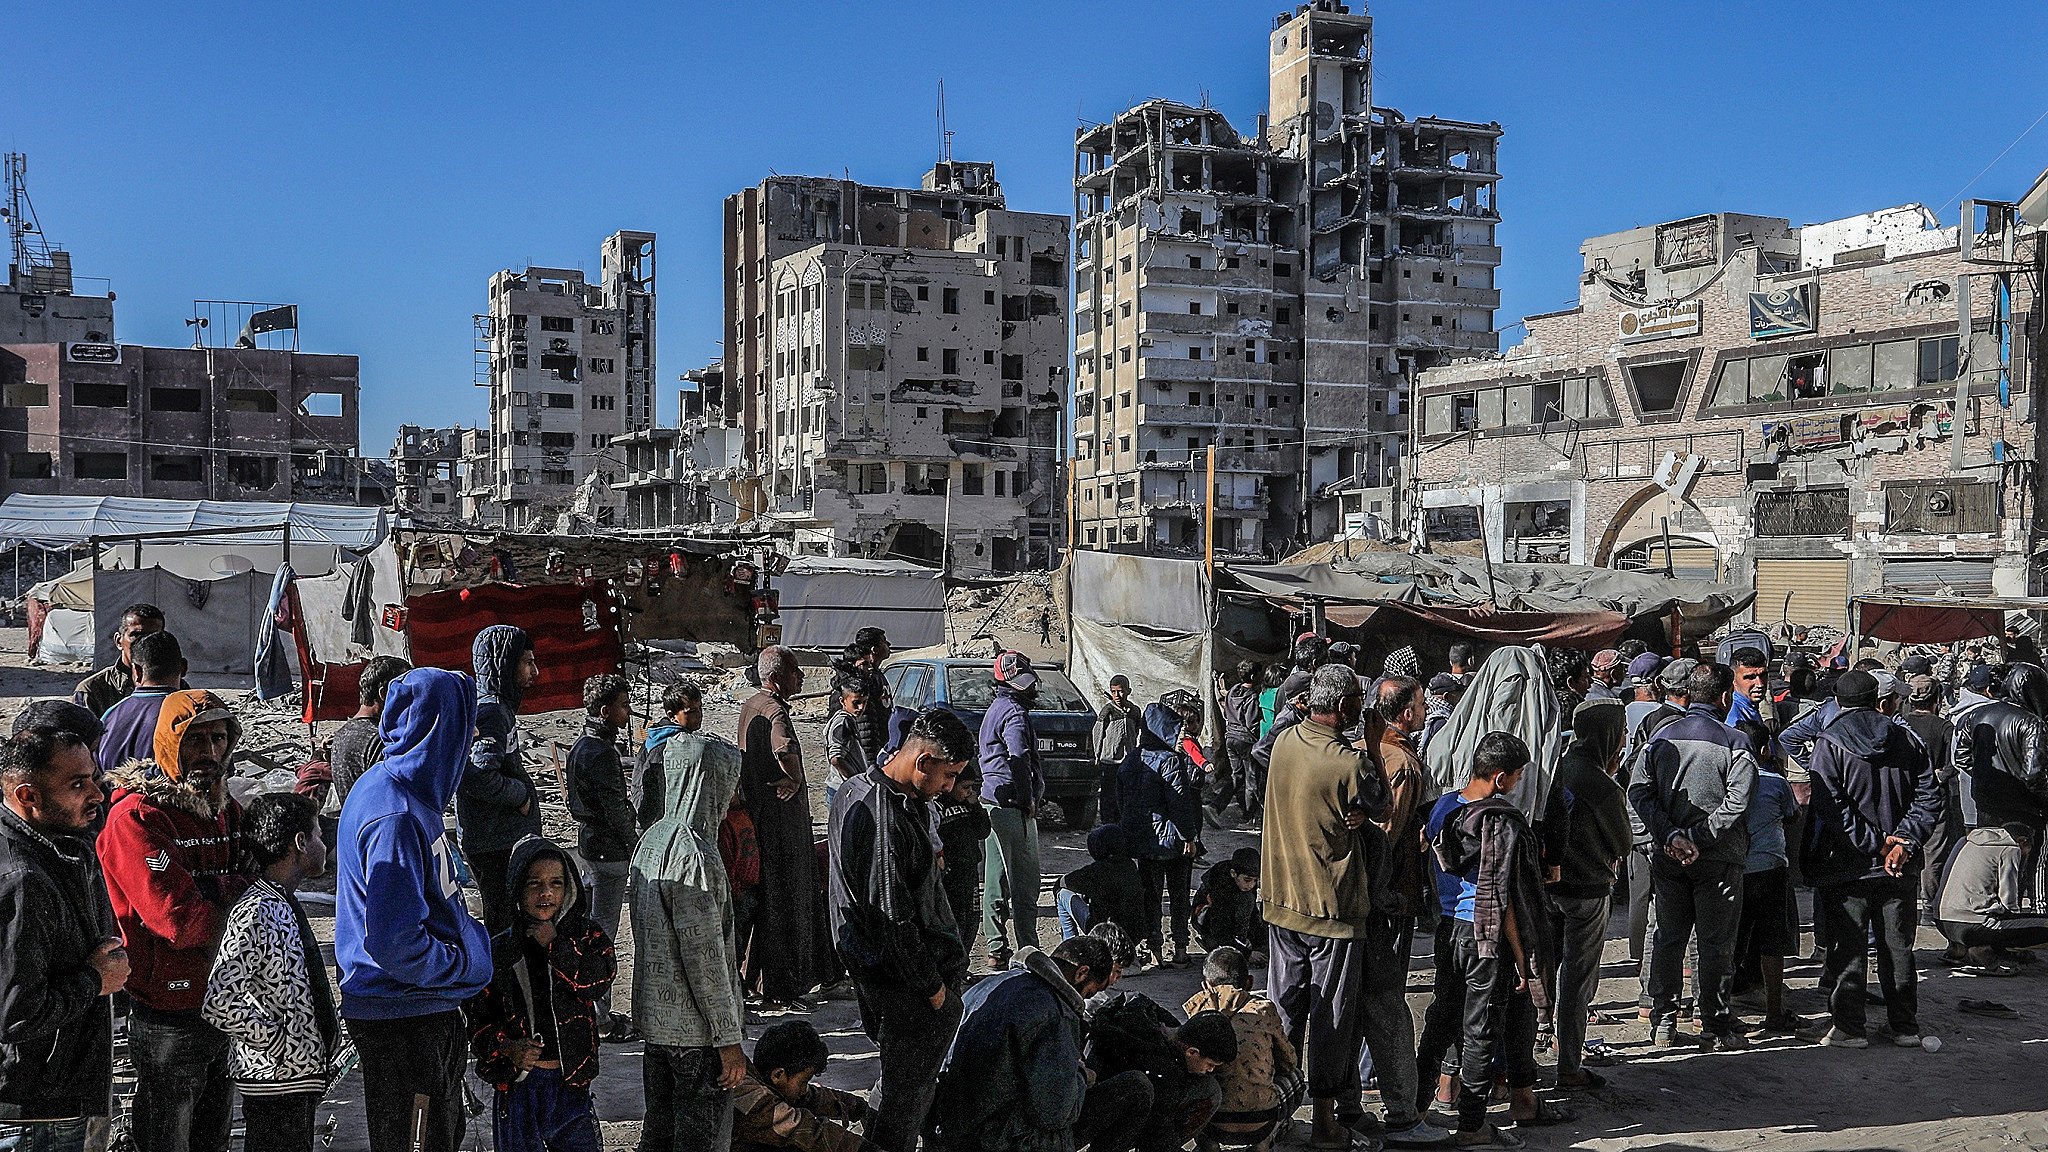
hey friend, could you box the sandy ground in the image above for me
[4,623,2046,1152]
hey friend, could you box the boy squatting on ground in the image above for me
[465,837,618,1152]
[732,1021,873,1152]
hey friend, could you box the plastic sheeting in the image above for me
[775,558,944,651]
[295,546,409,665]
[1378,602,1630,649]
[1065,551,1211,710]
[403,582,623,714]
[0,495,387,550]
[33,607,94,665]
[90,568,276,676]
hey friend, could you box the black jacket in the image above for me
[827,768,968,998]
[566,718,637,863]
[0,806,116,1120]
[460,626,542,854]
[1805,708,1945,887]
[1952,665,2048,827]
[1063,856,1148,940]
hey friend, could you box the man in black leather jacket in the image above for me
[1951,664,2048,832]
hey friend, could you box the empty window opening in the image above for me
[150,387,203,413]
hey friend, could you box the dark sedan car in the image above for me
[880,656,1101,828]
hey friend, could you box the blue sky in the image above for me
[14,1,2048,452]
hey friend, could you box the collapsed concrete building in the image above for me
[1072,1,1501,558]
[716,163,1066,573]
[1412,200,2042,633]
[610,362,749,531]
[390,423,468,518]
[472,231,656,529]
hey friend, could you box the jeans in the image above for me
[583,858,630,1017]
[0,1119,90,1152]
[1447,921,1536,1134]
[981,807,1041,959]
[1818,876,1919,1037]
[854,983,963,1152]
[1056,888,1089,939]
[1647,858,1743,1035]
[1355,914,1420,1129]
[1551,894,1610,1077]
[1136,856,1193,952]
[349,1011,469,1152]
[1412,919,1464,1114]
[639,1046,729,1152]
[239,1094,317,1152]
[1071,1070,1154,1152]
[1266,926,1364,1101]
[494,1068,601,1152]
[127,1005,231,1152]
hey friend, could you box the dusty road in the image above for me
[4,624,2045,1152]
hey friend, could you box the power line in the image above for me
[1938,104,2048,214]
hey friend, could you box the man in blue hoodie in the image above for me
[465,625,542,931]
[337,668,495,1152]
[980,651,1045,969]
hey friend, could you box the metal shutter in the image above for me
[1753,558,1849,632]
[1882,558,1996,597]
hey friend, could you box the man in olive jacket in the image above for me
[1261,665,1397,1149]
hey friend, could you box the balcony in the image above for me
[1393,281,1502,309]
[1136,403,1226,426]
[1391,327,1497,353]
[1134,356,1221,383]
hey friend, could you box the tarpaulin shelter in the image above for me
[0,495,385,551]
[1065,550,1213,710]
[773,556,945,651]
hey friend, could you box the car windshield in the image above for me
[946,665,1090,712]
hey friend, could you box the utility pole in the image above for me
[1204,444,1218,583]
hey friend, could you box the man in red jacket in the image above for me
[96,690,252,1152]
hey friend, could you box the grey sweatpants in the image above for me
[1268,925,1364,1100]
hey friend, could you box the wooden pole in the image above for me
[1204,444,1218,583]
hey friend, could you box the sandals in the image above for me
[1555,1069,1607,1090]
[1511,1100,1577,1126]
[1958,998,2021,1019]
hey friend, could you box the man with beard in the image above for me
[0,723,125,1152]
[96,691,254,1152]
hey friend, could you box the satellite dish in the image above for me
[209,555,256,576]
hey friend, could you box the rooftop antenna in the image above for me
[3,153,59,288]
[937,78,954,165]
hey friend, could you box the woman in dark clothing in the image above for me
[740,647,821,1007]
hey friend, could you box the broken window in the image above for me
[541,469,575,485]
[7,452,51,478]
[544,393,575,408]
[73,452,126,480]
[590,394,616,410]
[1002,354,1025,381]
[916,286,929,302]
[995,471,1008,497]
[539,354,578,381]
[1276,307,1291,324]
[512,352,529,369]
[942,349,960,374]
[72,382,127,408]
[850,346,885,371]
[916,347,929,362]
[1187,347,1203,360]
[1003,295,1028,321]
[150,455,204,483]
[1786,352,1828,399]
[588,357,615,374]
[943,287,960,315]
[1625,360,1688,415]
[3,381,47,407]
[962,464,986,495]
[850,463,887,494]
[540,316,574,332]
[150,387,203,413]
[1452,393,1478,431]
[1188,256,1203,270]
[1030,255,1063,287]
[300,391,344,417]
[226,456,278,489]
[541,432,576,450]
[1275,263,1292,277]
[1189,301,1203,315]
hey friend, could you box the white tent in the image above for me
[775,556,946,651]
[0,495,386,551]
[32,609,93,664]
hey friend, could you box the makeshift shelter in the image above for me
[773,556,945,651]
[1852,594,2048,645]
[1065,550,1213,709]
[0,495,385,551]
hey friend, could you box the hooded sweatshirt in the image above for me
[979,684,1042,812]
[97,690,251,1012]
[1553,702,1631,899]
[1804,707,1944,887]
[337,668,494,1021]
[1938,826,2034,925]
[461,625,541,855]
[465,837,616,1090]
[1117,703,1202,860]
[630,728,745,1049]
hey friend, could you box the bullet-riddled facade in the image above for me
[722,164,1065,573]
[476,231,656,530]
[1073,1,1501,558]
[1412,203,2042,633]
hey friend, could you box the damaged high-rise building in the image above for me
[1072,1,1501,557]
[474,230,656,530]
[719,162,1066,573]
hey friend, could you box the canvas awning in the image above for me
[775,556,945,650]
[1854,594,2048,644]
[0,495,387,550]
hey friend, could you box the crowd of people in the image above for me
[2,601,2044,1152]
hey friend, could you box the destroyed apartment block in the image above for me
[708,161,1066,574]
[474,230,656,531]
[1072,0,1501,561]
[1412,199,2043,634]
